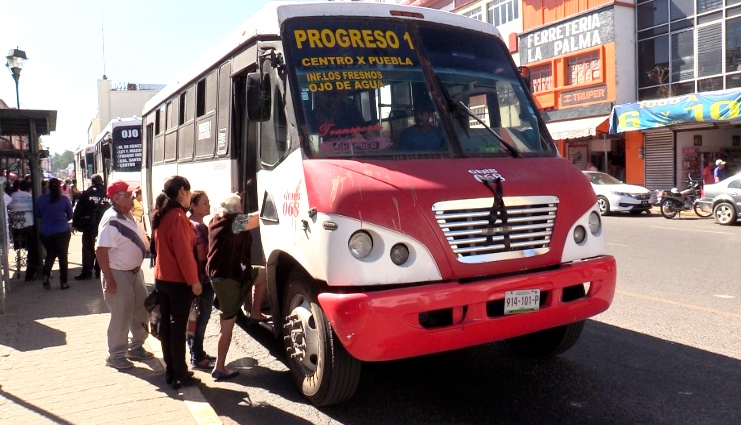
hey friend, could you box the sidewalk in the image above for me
[0,232,221,425]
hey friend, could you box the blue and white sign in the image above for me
[609,88,741,133]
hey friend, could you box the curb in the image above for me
[145,335,223,425]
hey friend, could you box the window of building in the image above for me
[697,0,722,14]
[671,0,694,20]
[698,23,722,77]
[530,64,553,93]
[727,17,741,73]
[671,29,695,81]
[638,35,670,88]
[488,0,519,26]
[637,0,668,30]
[464,8,483,21]
[566,51,601,86]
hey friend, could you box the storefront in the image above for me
[609,88,741,190]
[517,3,639,181]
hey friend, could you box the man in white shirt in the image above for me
[96,180,153,369]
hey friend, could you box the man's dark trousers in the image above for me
[80,227,100,277]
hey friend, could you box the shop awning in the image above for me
[609,87,741,133]
[545,116,610,140]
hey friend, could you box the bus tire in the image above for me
[282,269,361,406]
[505,320,585,358]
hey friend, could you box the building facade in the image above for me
[86,79,164,148]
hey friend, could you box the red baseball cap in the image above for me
[107,180,140,199]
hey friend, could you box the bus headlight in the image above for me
[588,211,601,235]
[348,231,373,259]
[390,243,409,265]
[573,225,586,244]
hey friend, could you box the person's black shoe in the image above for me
[74,273,92,280]
[172,375,200,390]
[61,282,70,290]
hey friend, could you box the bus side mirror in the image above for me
[519,66,532,93]
[247,72,271,121]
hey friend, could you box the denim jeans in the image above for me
[187,281,214,364]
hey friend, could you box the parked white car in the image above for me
[583,171,652,215]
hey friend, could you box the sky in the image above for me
[0,0,297,154]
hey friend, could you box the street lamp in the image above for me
[6,48,27,109]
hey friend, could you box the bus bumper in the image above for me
[317,255,616,362]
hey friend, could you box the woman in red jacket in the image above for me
[152,176,202,389]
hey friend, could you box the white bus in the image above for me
[76,118,143,191]
[142,2,616,406]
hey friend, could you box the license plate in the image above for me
[504,289,541,315]
[641,201,649,206]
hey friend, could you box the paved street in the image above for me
[202,212,741,425]
[2,213,740,424]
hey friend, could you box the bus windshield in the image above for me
[284,18,555,159]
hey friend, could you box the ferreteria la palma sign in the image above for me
[518,6,615,65]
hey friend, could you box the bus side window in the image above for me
[259,73,288,167]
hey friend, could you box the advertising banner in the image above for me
[609,88,741,133]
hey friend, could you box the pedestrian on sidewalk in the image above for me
[152,176,202,389]
[187,191,216,371]
[72,174,110,280]
[714,159,727,183]
[206,192,267,381]
[35,178,73,290]
[8,180,40,281]
[96,180,154,369]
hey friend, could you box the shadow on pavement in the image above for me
[315,320,741,425]
[0,386,76,425]
[215,319,740,425]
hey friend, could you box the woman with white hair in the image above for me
[206,192,269,380]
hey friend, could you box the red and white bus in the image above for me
[141,1,616,406]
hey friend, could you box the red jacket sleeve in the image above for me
[170,211,200,286]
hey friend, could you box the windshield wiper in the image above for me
[454,101,521,158]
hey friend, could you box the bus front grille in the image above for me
[432,196,558,264]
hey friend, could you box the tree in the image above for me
[51,150,75,175]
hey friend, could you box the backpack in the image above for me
[143,290,161,340]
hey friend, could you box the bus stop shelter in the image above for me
[0,108,57,314]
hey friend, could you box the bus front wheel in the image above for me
[282,269,361,406]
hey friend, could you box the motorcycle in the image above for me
[658,175,711,219]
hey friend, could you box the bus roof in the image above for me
[75,144,95,154]
[93,117,142,145]
[143,1,501,116]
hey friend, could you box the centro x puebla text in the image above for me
[294,27,414,91]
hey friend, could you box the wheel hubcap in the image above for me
[717,205,733,223]
[598,199,607,213]
[284,296,320,374]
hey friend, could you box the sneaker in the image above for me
[126,346,155,361]
[106,356,134,369]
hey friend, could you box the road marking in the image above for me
[607,242,629,247]
[649,226,734,235]
[616,290,741,319]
